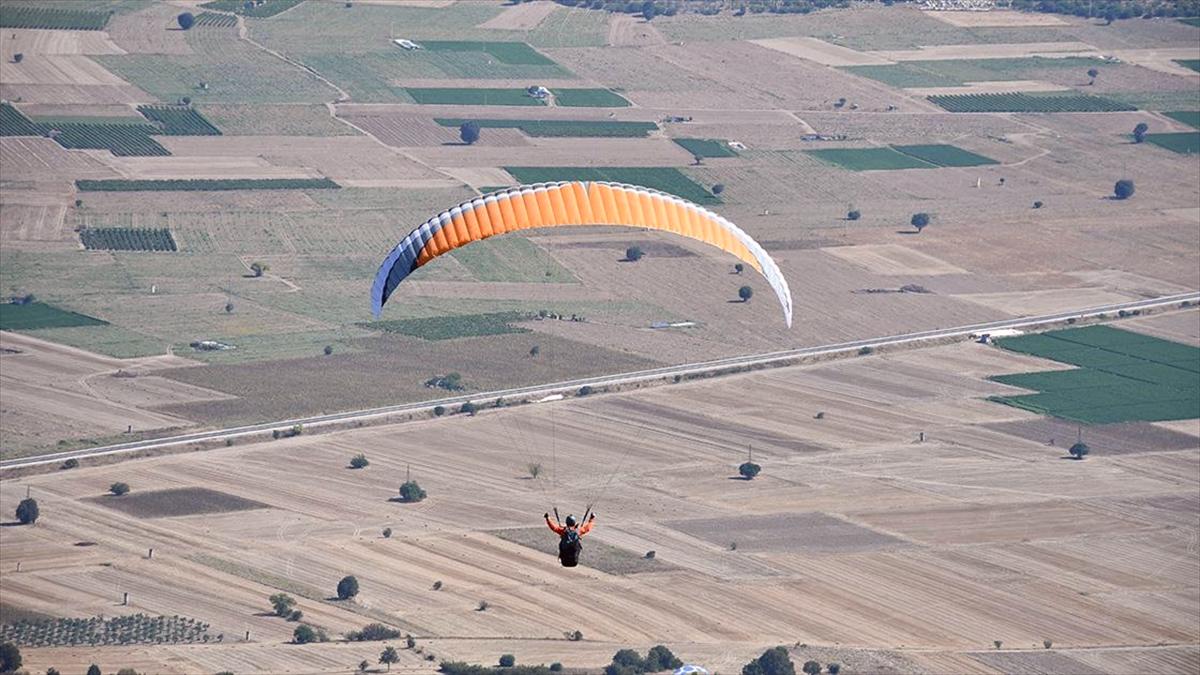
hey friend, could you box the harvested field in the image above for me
[505,166,717,205]
[673,512,909,553]
[0,28,124,57]
[406,136,694,169]
[823,244,968,276]
[478,1,558,31]
[749,37,893,66]
[924,10,1069,27]
[871,42,1100,62]
[954,288,1138,315]
[929,92,1137,113]
[200,104,360,136]
[85,487,269,518]
[0,54,129,86]
[985,418,1200,456]
[156,135,443,181]
[607,12,666,47]
[1124,310,1200,347]
[491,527,672,575]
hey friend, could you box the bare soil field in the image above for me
[871,41,1101,62]
[478,1,558,31]
[0,29,125,58]
[105,3,194,55]
[607,13,666,47]
[343,111,531,148]
[0,82,152,105]
[985,418,1200,456]
[0,55,131,87]
[3,337,1197,672]
[403,136,695,168]
[924,10,1070,28]
[823,244,968,276]
[905,80,1071,96]
[85,487,269,518]
[749,37,894,66]
[157,136,445,181]
[1124,311,1200,347]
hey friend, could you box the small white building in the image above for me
[393,39,422,51]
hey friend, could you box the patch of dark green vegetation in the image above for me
[673,138,738,158]
[1175,59,1200,72]
[421,41,555,66]
[434,118,657,138]
[549,88,631,107]
[1180,17,1200,27]
[928,92,1136,113]
[0,5,110,30]
[1143,132,1200,154]
[193,11,238,27]
[846,56,1113,89]
[504,167,718,204]
[76,178,340,191]
[0,302,108,331]
[138,105,222,135]
[1163,111,1200,129]
[47,122,170,156]
[989,325,1200,424]
[363,312,533,340]
[198,0,304,18]
[80,228,178,252]
[807,147,933,171]
[0,614,210,647]
[0,103,43,136]
[407,88,545,106]
[892,144,1000,167]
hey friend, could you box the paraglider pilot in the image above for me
[544,511,595,567]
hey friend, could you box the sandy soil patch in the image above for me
[0,29,125,58]
[749,37,894,66]
[98,155,320,180]
[1151,419,1200,438]
[437,166,516,187]
[871,41,1101,61]
[0,55,130,86]
[905,79,1071,96]
[1122,309,1200,348]
[479,1,558,31]
[608,13,666,47]
[924,10,1069,27]
[823,244,968,275]
[952,287,1138,315]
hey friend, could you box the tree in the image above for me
[180,96,191,106]
[289,609,303,622]
[12,53,23,64]
[337,575,360,600]
[1044,640,1053,649]
[399,480,426,502]
[642,0,657,20]
[646,645,683,671]
[347,623,401,641]
[460,121,481,145]
[527,463,542,479]
[382,527,392,538]
[350,453,370,469]
[738,285,753,302]
[15,497,38,525]
[1069,442,1090,460]
[177,12,195,29]
[529,345,540,357]
[1087,67,1099,85]
[499,654,516,667]
[270,592,296,617]
[847,209,861,220]
[742,646,795,675]
[739,461,761,479]
[224,301,235,313]
[828,665,841,675]
[734,263,744,274]
[380,646,400,671]
[250,261,268,277]
[407,634,417,648]
[625,245,644,262]
[433,405,446,416]
[110,482,130,496]
[0,642,20,673]
[88,666,102,675]
[610,649,644,672]
[478,599,490,611]
[1133,122,1149,143]
[911,212,930,232]
[550,664,564,672]
[712,183,725,195]
[578,385,594,396]
[802,661,822,675]
[1033,200,1044,209]
[1114,179,1135,200]
[460,401,478,416]
[293,624,318,644]
[994,640,1002,650]
[324,345,334,356]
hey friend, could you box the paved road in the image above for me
[3,292,1196,471]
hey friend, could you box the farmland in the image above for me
[407,88,545,106]
[365,311,535,340]
[928,92,1138,112]
[137,105,222,136]
[892,144,1000,167]
[1164,110,1200,129]
[198,0,304,18]
[192,12,238,29]
[0,302,108,331]
[434,118,658,138]
[75,178,340,191]
[79,227,177,252]
[845,56,1114,89]
[421,41,557,66]
[504,167,718,204]
[1145,132,1200,154]
[0,5,111,31]
[549,88,632,107]
[807,147,934,171]
[673,138,738,158]
[47,121,169,156]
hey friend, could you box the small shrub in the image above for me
[1033,200,1043,209]
[847,209,861,220]
[75,199,83,207]
[0,642,19,672]
[12,53,23,64]
[527,463,542,479]
[645,550,656,559]
[432,580,443,590]
[382,527,392,538]
[337,575,360,600]
[1069,442,1090,460]
[828,664,841,675]
[350,453,370,469]
[62,458,79,470]
[293,624,319,644]
[1114,179,1135,200]
[110,482,131,496]
[460,401,478,416]
[994,640,1003,650]
[529,345,540,357]
[815,412,825,419]
[224,301,235,313]
[499,654,516,668]
[346,623,401,641]
[407,634,417,648]
[730,541,738,551]
[177,12,195,29]
[323,345,334,356]
[712,183,725,195]
[398,480,426,502]
[625,246,644,262]
[250,261,268,277]
[739,461,761,479]
[802,661,822,675]
[578,385,594,396]
[1044,639,1053,649]
[734,262,744,274]
[858,346,874,356]
[434,405,446,417]
[569,629,584,641]
[288,609,303,622]
[477,600,489,611]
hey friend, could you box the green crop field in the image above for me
[434,118,657,138]
[193,11,237,28]
[201,104,359,136]
[80,228,178,252]
[1163,111,1200,129]
[0,5,110,30]
[450,236,577,284]
[76,178,340,192]
[989,325,1200,424]
[673,138,738,158]
[1144,132,1200,154]
[807,147,933,171]
[407,88,545,106]
[549,88,631,107]
[845,56,1113,89]
[364,311,533,340]
[198,0,304,17]
[1180,17,1200,27]
[48,122,170,157]
[928,92,1136,113]
[504,167,719,205]
[892,144,999,167]
[1175,59,1200,72]
[137,106,222,135]
[421,41,555,66]
[0,103,44,137]
[0,302,108,331]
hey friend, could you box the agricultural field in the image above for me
[421,41,556,66]
[1176,59,1200,72]
[434,118,657,138]
[1144,132,1200,154]
[990,326,1200,424]
[807,147,933,171]
[407,88,545,106]
[0,102,45,136]
[549,88,631,107]
[846,56,1115,89]
[0,5,111,31]
[928,92,1138,113]
[1164,110,1200,129]
[75,178,340,191]
[504,167,718,205]
[198,0,304,18]
[79,227,177,252]
[136,105,221,136]
[46,121,169,156]
[672,138,738,158]
[192,12,238,29]
[0,302,108,331]
[366,311,535,341]
[200,104,360,136]
[891,144,1000,167]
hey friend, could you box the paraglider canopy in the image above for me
[371,181,793,326]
